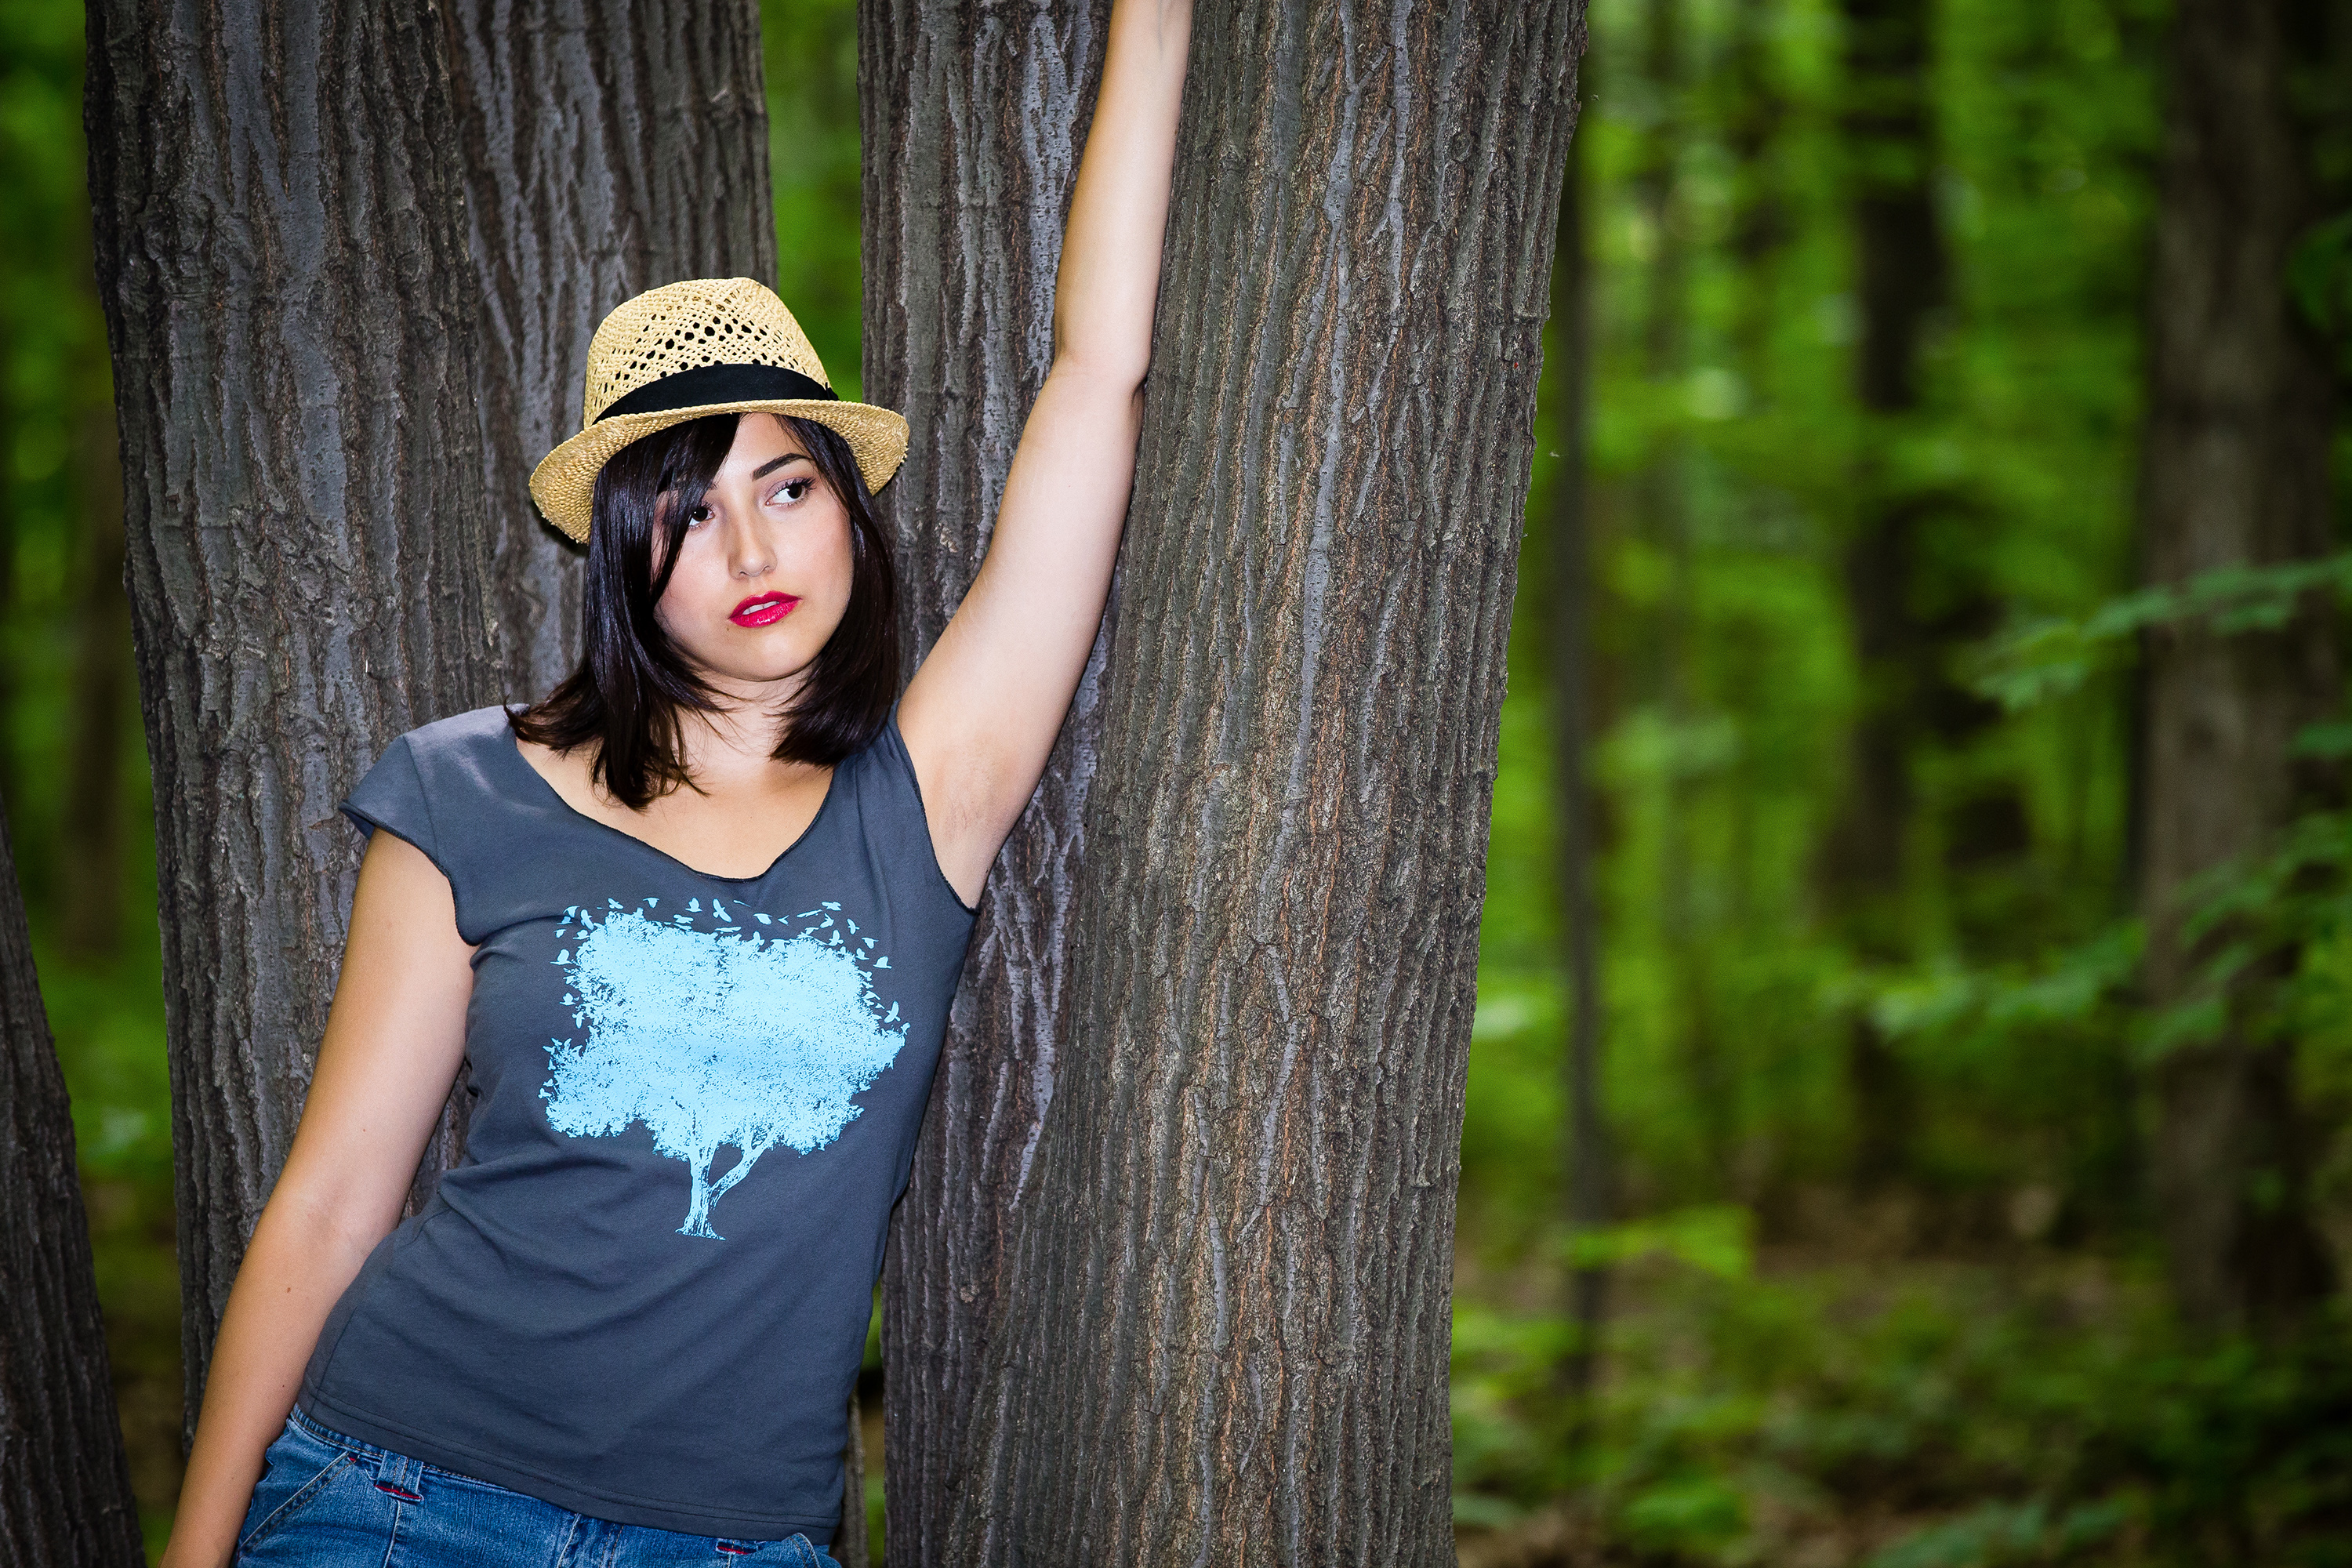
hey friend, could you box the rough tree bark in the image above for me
[441,0,778,706]
[85,0,503,1421]
[942,2,1585,1560]
[2140,0,2339,1334]
[0,802,143,1566]
[858,4,1112,1561]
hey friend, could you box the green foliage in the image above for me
[1463,0,2351,1556]
[763,0,862,397]
[1456,1261,2352,1566]
[1973,554,2352,714]
[2291,214,2352,379]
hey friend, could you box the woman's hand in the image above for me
[897,0,1195,906]
[159,829,473,1568]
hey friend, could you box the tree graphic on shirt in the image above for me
[542,896,906,1239]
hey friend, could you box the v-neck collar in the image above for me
[499,731,842,886]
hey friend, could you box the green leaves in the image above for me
[1565,1204,1757,1280]
[2288,212,2352,376]
[1973,554,2352,713]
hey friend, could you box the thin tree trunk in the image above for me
[945,3,1584,1559]
[858,4,1112,1562]
[441,0,778,706]
[2140,0,2338,1334]
[835,1387,869,1568]
[61,404,132,960]
[1716,3,1788,971]
[1633,0,1730,1192]
[1545,56,1610,1421]
[85,0,502,1426]
[0,798,144,1566]
[1823,0,1944,1196]
[1722,0,1786,390]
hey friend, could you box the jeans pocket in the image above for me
[710,1534,828,1566]
[234,1419,363,1557]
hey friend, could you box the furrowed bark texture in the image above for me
[85,0,501,1417]
[2140,0,2339,1333]
[858,4,1112,1562]
[443,0,778,704]
[947,2,1584,1560]
[0,804,142,1564]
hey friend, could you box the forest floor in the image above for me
[1450,1225,2349,1568]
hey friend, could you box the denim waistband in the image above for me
[281,1403,833,1552]
[289,1405,428,1501]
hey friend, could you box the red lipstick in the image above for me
[730,592,800,628]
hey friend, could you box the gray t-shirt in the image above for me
[299,706,975,1541]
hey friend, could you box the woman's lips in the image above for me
[731,593,800,627]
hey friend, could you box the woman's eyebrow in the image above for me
[750,452,811,480]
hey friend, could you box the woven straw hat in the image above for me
[528,278,908,543]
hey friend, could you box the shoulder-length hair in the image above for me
[510,412,898,809]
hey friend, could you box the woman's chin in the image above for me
[685,652,816,701]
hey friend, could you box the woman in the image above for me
[161,4,1191,1563]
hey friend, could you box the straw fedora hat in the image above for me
[528,278,909,543]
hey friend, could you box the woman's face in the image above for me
[652,413,855,699]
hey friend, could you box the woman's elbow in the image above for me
[1047,347,1152,405]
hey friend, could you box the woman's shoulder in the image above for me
[837,708,978,920]
[363,706,528,808]
[383,705,522,772]
[345,708,528,943]
[398,704,517,756]
[832,707,923,804]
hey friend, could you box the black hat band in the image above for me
[596,361,839,422]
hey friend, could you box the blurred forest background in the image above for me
[5,0,2352,1563]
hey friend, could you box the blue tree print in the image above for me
[543,898,906,1239]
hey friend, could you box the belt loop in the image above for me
[372,1445,426,1503]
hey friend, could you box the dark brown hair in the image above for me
[510,412,899,808]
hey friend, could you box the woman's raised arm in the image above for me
[896,0,1192,906]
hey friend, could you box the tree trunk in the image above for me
[858,4,1112,1562]
[2140,0,2339,1334]
[943,3,1584,1559]
[0,799,144,1565]
[1823,0,1944,1196]
[85,0,502,1425]
[1632,0,1730,1192]
[440,0,778,706]
[1722,0,1787,387]
[1544,53,1610,1420]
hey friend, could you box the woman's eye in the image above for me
[770,477,812,506]
[684,503,714,526]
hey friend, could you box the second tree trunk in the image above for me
[944,2,1585,1560]
[858,2,1113,1560]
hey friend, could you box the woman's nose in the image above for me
[724,514,775,579]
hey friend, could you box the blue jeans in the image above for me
[234,1407,839,1566]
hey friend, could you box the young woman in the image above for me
[160,5,1192,1563]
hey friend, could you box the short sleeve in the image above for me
[341,734,448,880]
[874,711,980,919]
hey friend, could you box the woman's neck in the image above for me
[670,675,818,799]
